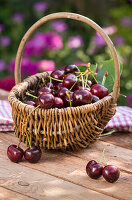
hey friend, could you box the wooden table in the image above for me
[0,89,132,200]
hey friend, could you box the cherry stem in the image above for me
[48,76,63,82]
[27,105,40,119]
[49,76,52,89]
[100,129,115,137]
[85,74,88,88]
[17,141,21,148]
[24,104,40,150]
[91,73,98,84]
[70,79,79,91]
[66,91,72,107]
[26,92,38,99]
[82,75,84,89]
[25,128,32,150]
[102,71,108,86]
[85,82,90,88]
[99,148,107,165]
[42,78,46,87]
[87,63,98,84]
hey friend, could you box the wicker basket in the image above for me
[8,12,120,150]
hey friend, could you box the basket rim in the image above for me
[8,72,115,114]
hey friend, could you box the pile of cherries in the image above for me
[86,160,120,183]
[7,144,42,163]
[25,64,109,109]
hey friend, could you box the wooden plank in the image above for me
[69,140,132,174]
[0,133,131,200]
[0,186,34,200]
[100,132,132,150]
[0,135,117,200]
[1,132,132,174]
[0,159,116,200]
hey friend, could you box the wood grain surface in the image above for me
[0,90,132,200]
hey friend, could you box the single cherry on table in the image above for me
[24,145,42,163]
[7,145,24,163]
[102,165,120,183]
[86,160,103,179]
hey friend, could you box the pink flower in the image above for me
[12,13,24,23]
[93,32,106,47]
[113,35,125,46]
[126,94,132,107]
[0,60,6,71]
[37,60,55,72]
[34,2,48,12]
[51,20,67,33]
[44,32,63,50]
[24,32,63,56]
[120,17,132,27]
[103,26,117,35]
[9,58,38,76]
[24,33,47,56]
[0,36,11,46]
[0,77,15,91]
[68,36,83,49]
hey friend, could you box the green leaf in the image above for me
[97,59,123,92]
[77,64,97,73]
[77,65,87,72]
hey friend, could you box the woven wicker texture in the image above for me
[8,12,120,150]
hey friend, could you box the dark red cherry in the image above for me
[54,97,64,108]
[24,145,42,163]
[73,89,92,106]
[92,95,100,103]
[24,101,35,106]
[74,85,83,90]
[38,87,51,96]
[86,160,97,172]
[51,70,64,83]
[37,92,54,109]
[7,145,24,163]
[65,64,80,74]
[34,98,39,107]
[51,90,57,96]
[90,84,108,99]
[63,73,77,89]
[75,80,92,88]
[86,163,103,179]
[102,165,120,183]
[64,92,73,107]
[46,82,54,89]
[54,82,63,90]
[57,87,69,100]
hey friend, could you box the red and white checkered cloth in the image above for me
[0,100,13,132]
[0,100,132,132]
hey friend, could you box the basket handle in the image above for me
[15,12,120,101]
